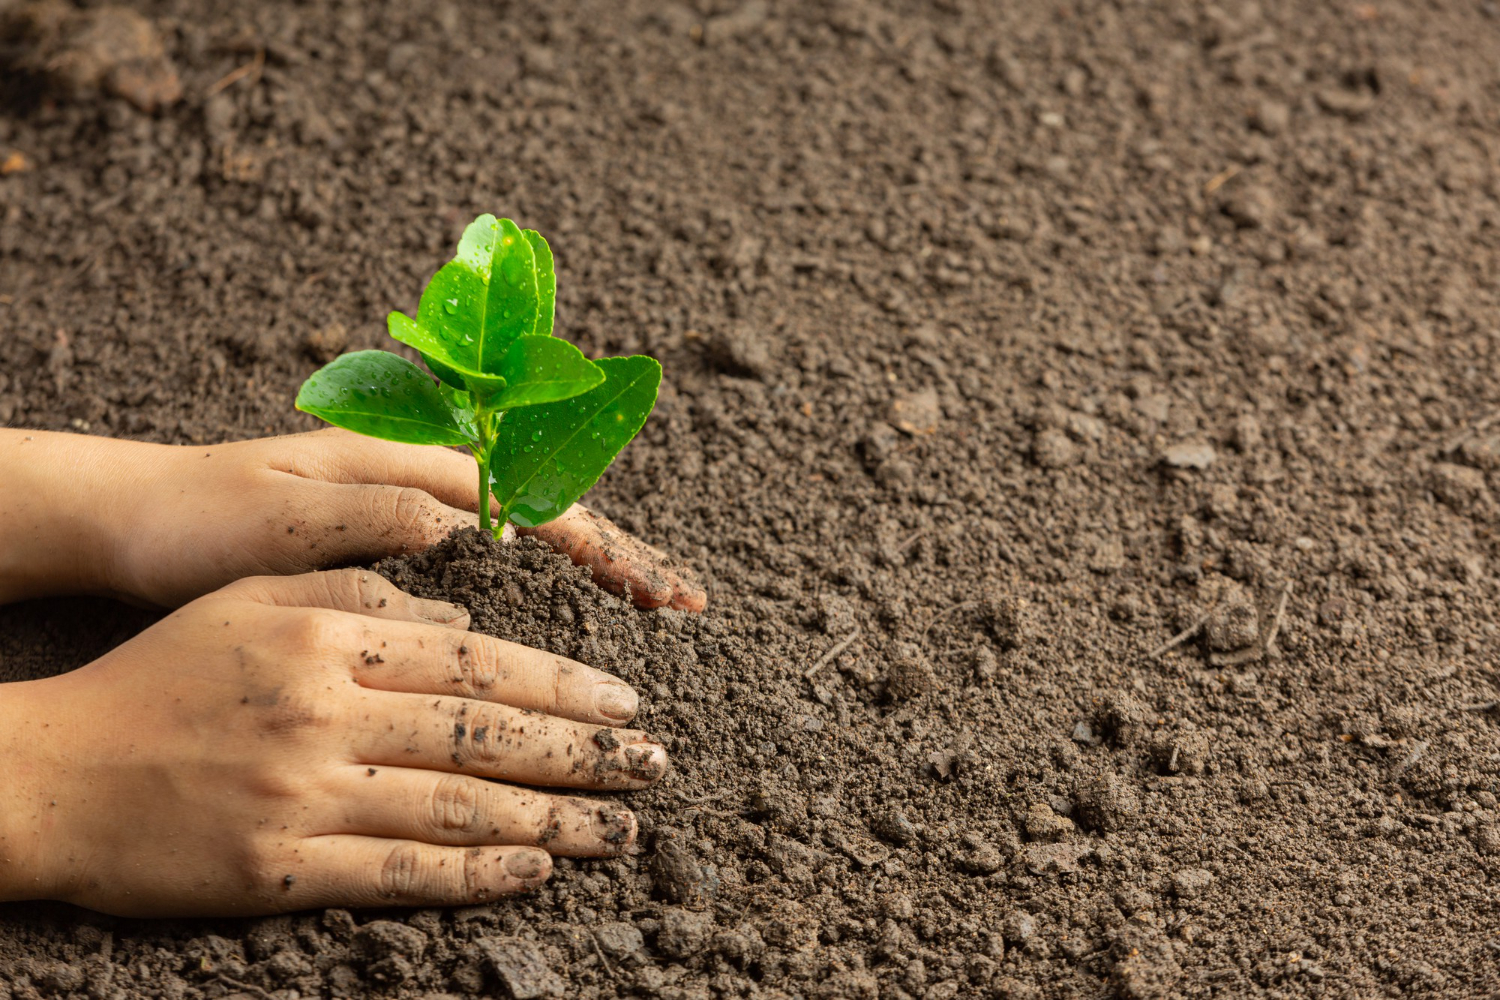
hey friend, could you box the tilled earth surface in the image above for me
[3,0,1500,997]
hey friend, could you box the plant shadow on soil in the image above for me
[4,0,1500,997]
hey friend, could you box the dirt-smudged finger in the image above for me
[278,836,551,909]
[353,693,670,790]
[322,767,638,856]
[349,622,637,725]
[225,570,470,630]
[519,504,707,612]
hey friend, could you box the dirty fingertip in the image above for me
[587,806,638,853]
[501,847,553,886]
[669,582,708,613]
[594,680,639,723]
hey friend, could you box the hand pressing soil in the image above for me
[0,569,663,917]
[0,428,705,611]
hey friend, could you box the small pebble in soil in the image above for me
[885,647,936,701]
[1205,599,1259,652]
[1031,428,1079,469]
[1073,775,1141,833]
[1022,801,1075,842]
[655,907,715,959]
[872,809,919,846]
[1171,867,1215,899]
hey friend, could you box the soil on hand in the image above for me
[3,0,1500,997]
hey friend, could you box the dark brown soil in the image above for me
[4,0,1500,996]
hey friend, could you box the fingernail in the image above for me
[413,597,469,628]
[622,741,670,783]
[594,681,639,722]
[588,806,638,851]
[503,848,552,882]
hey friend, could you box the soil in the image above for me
[3,0,1500,996]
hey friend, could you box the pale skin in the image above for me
[0,428,706,917]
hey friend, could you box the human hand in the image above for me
[0,570,665,917]
[0,428,705,610]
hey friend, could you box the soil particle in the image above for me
[1030,428,1079,469]
[1022,802,1075,843]
[883,646,935,701]
[654,907,713,960]
[0,2,182,111]
[1147,726,1211,776]
[1073,776,1142,834]
[1204,595,1259,652]
[476,937,563,1000]
[592,921,642,959]
[648,826,717,907]
[1161,441,1217,470]
[1090,690,1152,747]
[1109,923,1182,1000]
[1170,867,1215,900]
[352,920,427,985]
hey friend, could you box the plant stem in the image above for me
[472,404,502,539]
[476,445,493,535]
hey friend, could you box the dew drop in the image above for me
[531,430,542,442]
[444,298,458,314]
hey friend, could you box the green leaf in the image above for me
[489,336,604,411]
[490,355,661,527]
[295,351,471,446]
[410,215,539,375]
[523,229,555,338]
[437,381,479,441]
[420,349,469,392]
[389,311,509,397]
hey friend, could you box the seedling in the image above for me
[295,215,660,534]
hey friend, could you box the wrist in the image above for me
[0,431,162,604]
[0,679,63,903]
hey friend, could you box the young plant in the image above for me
[295,215,660,535]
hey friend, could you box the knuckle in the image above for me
[454,640,505,696]
[451,704,508,768]
[275,608,349,653]
[429,775,483,834]
[462,847,504,901]
[323,568,401,614]
[387,486,436,533]
[378,843,428,899]
[242,842,289,897]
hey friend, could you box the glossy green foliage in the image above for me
[490,355,662,528]
[490,336,603,410]
[296,216,658,533]
[295,351,470,446]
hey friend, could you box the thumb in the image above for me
[222,569,471,629]
[294,480,481,564]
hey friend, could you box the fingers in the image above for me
[350,619,637,726]
[292,479,481,562]
[223,570,470,630]
[280,837,551,909]
[519,504,707,612]
[279,428,486,512]
[324,767,638,857]
[353,693,669,790]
